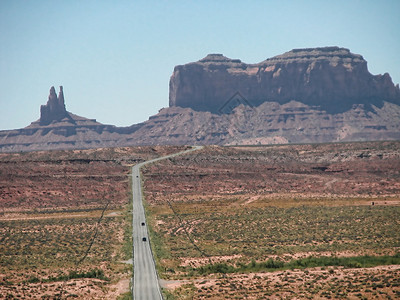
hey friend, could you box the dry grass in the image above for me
[141,142,400,299]
[149,198,399,275]
[165,265,400,299]
[0,146,186,299]
[0,208,133,299]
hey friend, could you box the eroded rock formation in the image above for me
[40,86,68,125]
[1,47,400,153]
[169,47,400,113]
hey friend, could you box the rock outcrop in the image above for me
[40,86,68,125]
[169,47,400,114]
[1,46,400,153]
[3,97,400,152]
[0,86,143,152]
[123,101,400,145]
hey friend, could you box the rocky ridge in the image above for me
[0,87,143,152]
[2,97,399,152]
[1,47,400,152]
[128,101,400,145]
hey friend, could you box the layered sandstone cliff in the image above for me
[169,47,400,113]
[1,47,400,152]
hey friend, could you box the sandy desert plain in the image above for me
[0,141,400,299]
[0,146,187,299]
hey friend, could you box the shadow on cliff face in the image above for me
[218,91,254,114]
[213,91,257,145]
[302,97,389,114]
[169,48,400,116]
[217,91,389,115]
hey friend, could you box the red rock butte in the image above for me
[1,46,400,152]
[169,47,400,114]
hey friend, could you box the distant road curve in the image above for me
[132,146,203,300]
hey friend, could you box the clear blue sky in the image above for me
[1,0,399,130]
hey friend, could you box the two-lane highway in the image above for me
[132,146,202,299]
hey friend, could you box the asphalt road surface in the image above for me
[132,146,202,299]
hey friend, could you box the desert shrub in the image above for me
[262,258,285,269]
[195,254,400,275]
[287,254,400,270]
[198,263,235,275]
[26,276,40,283]
[44,268,108,282]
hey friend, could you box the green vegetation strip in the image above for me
[25,269,108,284]
[196,254,400,275]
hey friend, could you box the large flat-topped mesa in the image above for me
[261,47,365,64]
[169,47,400,114]
[1,48,400,153]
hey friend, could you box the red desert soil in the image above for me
[141,141,400,299]
[143,142,400,204]
[0,145,187,299]
[0,145,188,212]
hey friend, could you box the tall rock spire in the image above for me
[40,86,68,125]
[58,86,65,108]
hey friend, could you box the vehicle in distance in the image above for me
[142,237,147,242]
[141,222,145,226]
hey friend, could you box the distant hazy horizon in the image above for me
[1,0,399,130]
